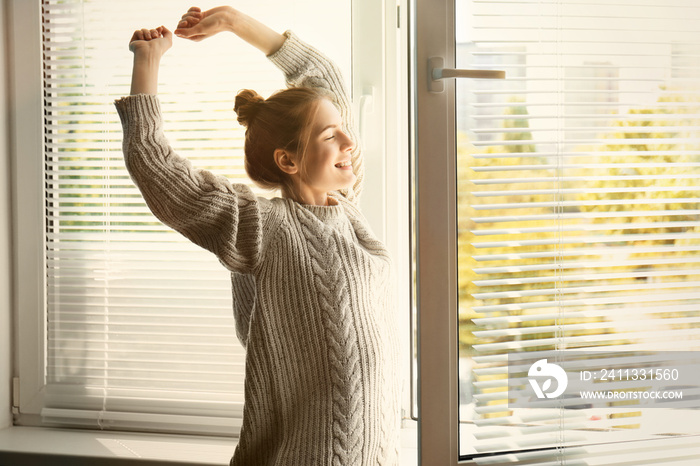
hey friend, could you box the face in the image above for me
[293,99,357,205]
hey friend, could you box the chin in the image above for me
[340,176,356,189]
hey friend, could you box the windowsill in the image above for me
[0,426,236,465]
[0,422,418,466]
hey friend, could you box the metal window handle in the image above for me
[429,56,505,93]
[433,68,506,80]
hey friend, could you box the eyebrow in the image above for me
[319,124,339,134]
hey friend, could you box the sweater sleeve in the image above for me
[114,94,265,274]
[267,30,364,204]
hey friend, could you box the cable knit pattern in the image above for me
[115,30,400,466]
[297,207,364,465]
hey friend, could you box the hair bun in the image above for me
[234,89,265,127]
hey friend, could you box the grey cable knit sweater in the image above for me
[115,31,401,466]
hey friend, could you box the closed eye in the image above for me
[325,135,335,141]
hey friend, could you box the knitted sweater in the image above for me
[115,31,401,466]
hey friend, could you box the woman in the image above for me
[116,6,400,465]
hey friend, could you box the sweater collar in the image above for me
[292,193,344,220]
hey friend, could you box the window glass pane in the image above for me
[456,0,700,458]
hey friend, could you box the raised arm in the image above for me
[175,7,364,202]
[129,26,172,95]
[175,6,285,55]
[117,25,266,274]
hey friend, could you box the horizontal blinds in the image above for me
[457,0,700,460]
[41,0,350,435]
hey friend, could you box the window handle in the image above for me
[429,56,505,93]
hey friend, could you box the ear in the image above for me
[274,149,299,175]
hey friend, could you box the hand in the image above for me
[129,26,173,57]
[174,6,235,42]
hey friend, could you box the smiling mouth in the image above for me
[335,160,352,168]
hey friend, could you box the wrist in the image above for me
[224,6,239,34]
[130,51,162,95]
[132,49,163,65]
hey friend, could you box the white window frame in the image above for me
[5,0,415,462]
[9,0,46,422]
[412,0,460,463]
[0,0,14,433]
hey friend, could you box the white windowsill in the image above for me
[0,426,236,465]
[0,422,418,466]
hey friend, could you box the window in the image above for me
[413,0,700,464]
[13,0,409,441]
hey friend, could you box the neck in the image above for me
[295,193,335,206]
[285,184,334,206]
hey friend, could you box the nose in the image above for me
[341,130,356,152]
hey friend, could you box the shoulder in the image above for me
[259,195,291,236]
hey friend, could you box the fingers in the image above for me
[178,8,202,29]
[176,17,198,30]
[134,27,162,41]
[174,6,213,41]
[158,26,173,39]
[174,20,204,39]
[131,30,144,42]
[174,26,205,40]
[181,7,202,20]
[132,26,170,41]
[129,25,173,53]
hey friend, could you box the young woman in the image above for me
[116,6,400,466]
